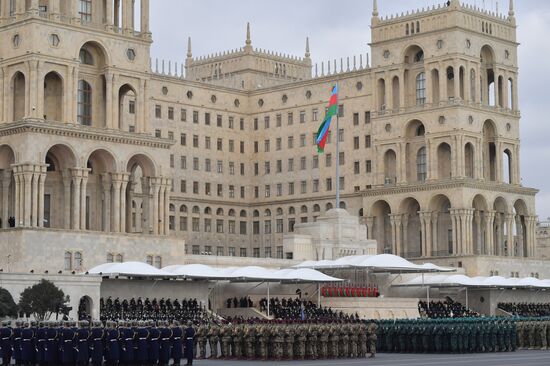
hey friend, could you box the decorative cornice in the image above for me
[362,178,538,197]
[0,119,174,150]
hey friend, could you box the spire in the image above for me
[305,37,310,58]
[372,0,379,17]
[186,37,192,59]
[508,0,515,17]
[246,22,251,46]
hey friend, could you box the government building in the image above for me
[0,0,543,285]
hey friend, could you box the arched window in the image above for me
[74,252,82,270]
[288,207,295,215]
[470,69,476,102]
[253,210,259,217]
[192,206,200,214]
[228,209,235,217]
[169,204,175,212]
[115,254,123,263]
[180,205,187,213]
[416,147,427,182]
[154,256,162,269]
[416,72,426,105]
[265,209,271,217]
[406,24,410,36]
[64,252,72,270]
[301,205,308,214]
[77,80,92,126]
[106,253,114,263]
[204,207,212,215]
[326,203,333,211]
[339,201,346,209]
[313,204,320,212]
[276,208,283,216]
[146,255,153,265]
[240,210,247,217]
[79,49,94,65]
[216,208,224,216]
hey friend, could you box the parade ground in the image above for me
[194,351,550,366]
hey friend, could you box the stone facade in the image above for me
[0,0,540,278]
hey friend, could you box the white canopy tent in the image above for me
[293,254,455,273]
[87,262,175,277]
[393,274,550,309]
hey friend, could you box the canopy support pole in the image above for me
[465,286,469,309]
[317,283,321,307]
[427,286,430,310]
[267,282,270,318]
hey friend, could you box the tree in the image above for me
[0,287,17,318]
[18,279,70,321]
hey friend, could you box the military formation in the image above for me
[516,318,550,349]
[194,319,378,360]
[0,319,195,366]
[377,318,517,353]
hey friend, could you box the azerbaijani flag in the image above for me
[315,85,339,153]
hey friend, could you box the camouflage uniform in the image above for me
[208,323,220,358]
[273,324,284,360]
[244,324,256,359]
[284,324,295,360]
[328,324,339,358]
[367,321,378,357]
[296,324,307,360]
[197,324,207,359]
[220,323,232,358]
[232,324,243,359]
[319,324,329,359]
[358,323,368,357]
[257,324,267,360]
[349,324,359,358]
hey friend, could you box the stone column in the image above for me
[122,0,133,34]
[141,176,150,234]
[163,179,170,235]
[105,0,113,29]
[505,213,515,257]
[12,166,21,227]
[431,212,439,256]
[450,209,459,255]
[111,176,122,232]
[111,74,119,129]
[401,214,409,256]
[464,61,471,103]
[397,142,406,184]
[494,71,500,107]
[1,67,7,123]
[384,73,390,112]
[62,170,71,229]
[439,63,448,103]
[485,211,495,256]
[365,216,374,240]
[101,174,111,232]
[465,209,474,255]
[140,0,149,34]
[515,215,524,258]
[495,141,503,183]
[475,67,482,104]
[23,168,32,227]
[29,0,38,15]
[398,73,405,110]
[31,166,39,227]
[151,179,160,235]
[38,166,46,228]
[80,169,89,230]
[512,76,519,111]
[419,211,430,257]
[1,170,11,227]
[105,72,114,129]
[503,72,510,109]
[119,173,129,233]
[525,216,537,258]
[49,0,60,19]
[114,0,120,28]
[453,63,461,100]
[474,211,482,255]
[390,214,402,256]
[71,169,82,230]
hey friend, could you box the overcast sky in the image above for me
[150,0,550,220]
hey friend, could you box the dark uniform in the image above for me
[148,322,161,365]
[105,323,120,366]
[171,322,183,366]
[45,322,59,366]
[60,323,75,365]
[159,323,173,366]
[21,322,36,366]
[0,321,12,366]
[90,322,105,366]
[76,322,90,366]
[135,322,149,365]
[184,321,195,366]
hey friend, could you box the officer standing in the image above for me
[159,321,173,366]
[184,320,195,366]
[105,321,120,366]
[0,321,12,366]
[60,321,75,365]
[148,321,160,365]
[171,321,183,366]
[367,320,378,358]
[76,321,90,366]
[90,321,105,366]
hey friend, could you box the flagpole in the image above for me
[335,81,340,209]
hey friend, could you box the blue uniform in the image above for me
[120,327,135,364]
[60,328,75,365]
[0,327,12,365]
[171,327,183,365]
[45,327,59,365]
[90,327,104,366]
[106,328,120,365]
[159,327,173,366]
[21,327,36,365]
[12,327,22,365]
[148,327,160,365]
[184,326,195,365]
[76,328,90,365]
[35,327,47,365]
[135,327,149,364]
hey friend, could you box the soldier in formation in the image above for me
[516,318,550,350]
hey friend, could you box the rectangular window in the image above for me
[365,135,372,148]
[169,154,174,168]
[339,176,345,190]
[240,163,245,176]
[168,131,174,140]
[253,221,260,235]
[193,135,199,148]
[288,136,294,149]
[229,162,235,175]
[416,72,426,105]
[205,112,211,125]
[240,221,247,235]
[192,181,199,194]
[254,118,258,130]
[240,118,244,130]
[301,180,307,194]
[217,160,224,173]
[338,129,344,142]
[129,100,135,114]
[288,158,294,172]
[254,163,259,176]
[217,114,222,127]
[179,217,188,231]
[300,134,306,147]
[326,153,332,167]
[155,129,161,138]
[276,114,282,127]
[277,246,283,259]
[227,220,236,234]
[312,155,319,169]
[228,247,236,256]
[229,140,234,152]
[326,178,333,191]
[264,220,272,234]
[264,185,270,197]
[217,138,223,151]
[366,160,372,173]
[300,157,306,170]
[338,104,344,117]
[229,185,235,198]
[155,105,162,118]
[180,179,186,193]
[254,141,259,153]
[77,80,92,126]
[192,218,200,232]
[240,141,245,154]
[276,219,283,233]
[287,112,293,125]
[79,0,92,21]
[354,161,360,174]
[253,248,260,258]
[365,111,371,124]
[264,247,272,258]
[180,133,187,146]
[205,183,211,195]
[354,136,360,150]
[312,108,318,121]
[289,219,295,232]
[288,182,295,195]
[193,110,199,123]
[228,116,234,129]
[312,179,319,192]
[168,107,174,120]
[276,160,282,173]
[217,219,224,233]
[205,137,211,149]
[216,246,224,256]
[300,111,306,123]
[276,183,282,196]
[204,245,212,255]
[353,112,359,125]
[339,152,345,165]
[181,108,187,122]
[240,247,247,257]
[217,184,223,197]
[264,116,270,129]
[264,161,270,175]
[254,186,259,198]
[264,140,270,152]
[204,218,212,232]
[276,138,282,151]
[204,159,211,172]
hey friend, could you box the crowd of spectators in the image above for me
[258,297,350,320]
[99,297,209,322]
[321,285,380,298]
[225,296,254,308]
[418,298,480,318]
[498,302,550,317]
